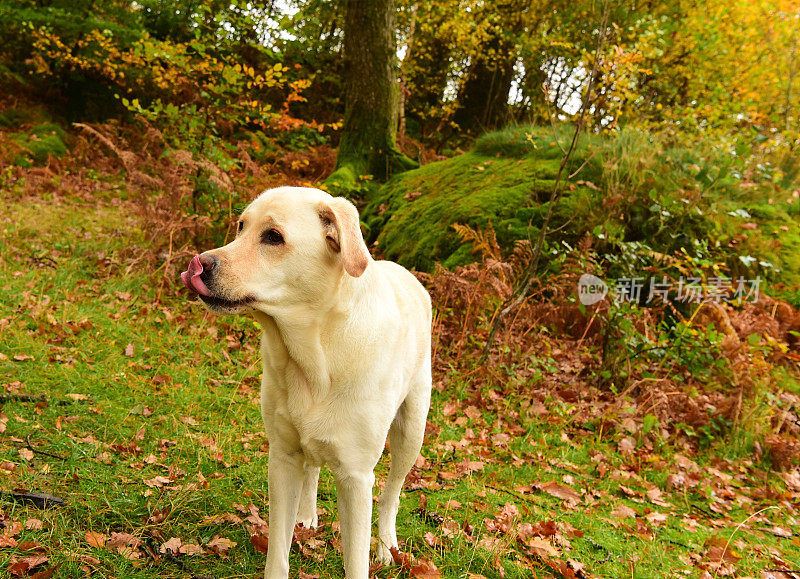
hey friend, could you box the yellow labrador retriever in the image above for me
[181,186,432,578]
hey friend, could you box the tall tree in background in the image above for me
[328,0,417,186]
[399,0,460,139]
[452,0,527,134]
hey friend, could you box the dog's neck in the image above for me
[251,270,368,402]
[253,308,330,401]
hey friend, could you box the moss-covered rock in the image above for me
[364,125,605,271]
[364,125,800,287]
[10,123,68,166]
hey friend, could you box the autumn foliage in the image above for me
[1,0,800,577]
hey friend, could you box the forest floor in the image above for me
[1,179,800,579]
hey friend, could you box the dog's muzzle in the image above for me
[180,254,215,296]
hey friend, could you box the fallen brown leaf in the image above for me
[610,504,637,518]
[159,537,182,554]
[207,535,236,556]
[538,481,580,502]
[411,557,442,578]
[85,531,107,548]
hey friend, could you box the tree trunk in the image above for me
[452,0,526,134]
[453,36,516,134]
[328,0,418,187]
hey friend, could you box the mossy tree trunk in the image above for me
[328,0,418,187]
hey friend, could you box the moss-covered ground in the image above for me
[366,126,800,292]
[0,107,69,167]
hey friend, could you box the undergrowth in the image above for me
[366,125,800,290]
[1,109,800,578]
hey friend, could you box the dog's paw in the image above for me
[374,540,396,566]
[295,513,318,529]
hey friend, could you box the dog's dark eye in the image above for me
[237,221,244,234]
[261,228,284,245]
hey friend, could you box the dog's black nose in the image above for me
[199,253,217,272]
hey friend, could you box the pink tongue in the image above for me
[180,255,212,297]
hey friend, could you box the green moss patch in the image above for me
[365,125,800,287]
[365,126,603,272]
[10,123,68,166]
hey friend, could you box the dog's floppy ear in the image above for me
[318,197,372,277]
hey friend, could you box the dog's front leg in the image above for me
[296,464,320,528]
[334,471,375,579]
[264,448,304,579]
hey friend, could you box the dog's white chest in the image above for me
[298,436,339,468]
[267,396,343,468]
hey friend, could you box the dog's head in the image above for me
[180,187,371,315]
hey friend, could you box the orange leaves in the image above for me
[609,504,637,519]
[483,503,520,535]
[250,534,269,555]
[1,531,60,578]
[78,527,240,562]
[390,546,442,578]
[475,504,591,578]
[143,475,172,488]
[410,558,442,579]
[701,536,741,576]
[206,536,236,556]
[106,532,142,560]
[7,554,49,577]
[536,481,581,503]
[524,536,559,558]
[645,487,671,508]
[84,531,106,549]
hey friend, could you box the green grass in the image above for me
[1,188,799,578]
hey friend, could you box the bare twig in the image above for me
[480,2,611,362]
[0,393,47,404]
[26,433,67,461]
[485,484,538,504]
[2,491,65,509]
[568,149,597,179]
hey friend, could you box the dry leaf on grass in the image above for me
[526,536,560,558]
[410,558,442,578]
[537,481,580,502]
[85,531,106,548]
[207,535,236,555]
[159,537,182,554]
[610,504,637,518]
[250,534,269,554]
